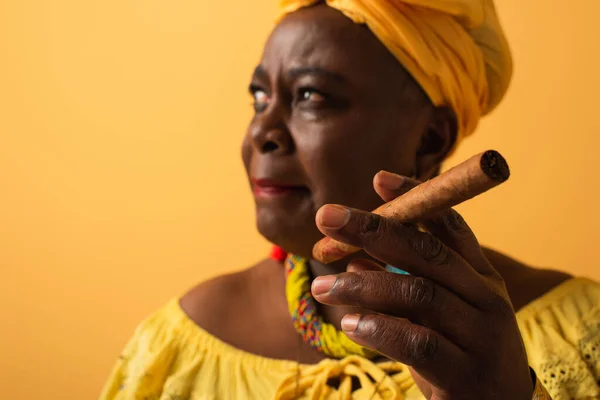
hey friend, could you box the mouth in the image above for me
[251,178,309,198]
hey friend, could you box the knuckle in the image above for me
[443,210,470,234]
[404,277,436,307]
[427,210,472,241]
[358,213,384,238]
[490,271,508,287]
[403,327,438,364]
[364,317,438,365]
[417,330,439,362]
[410,231,451,266]
[484,291,514,316]
[495,297,515,316]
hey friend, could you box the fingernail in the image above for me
[377,171,405,189]
[341,314,361,333]
[318,205,350,228]
[312,275,337,296]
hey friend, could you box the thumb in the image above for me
[373,171,420,203]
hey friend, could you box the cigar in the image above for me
[312,150,510,263]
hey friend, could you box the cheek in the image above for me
[293,115,418,211]
[297,129,384,211]
[241,133,252,173]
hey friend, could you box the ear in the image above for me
[414,106,457,180]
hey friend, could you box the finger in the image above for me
[374,171,494,276]
[373,171,420,203]
[315,152,509,264]
[313,271,480,349]
[342,313,470,390]
[346,258,386,273]
[421,208,498,277]
[315,205,494,306]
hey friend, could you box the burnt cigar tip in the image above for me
[480,150,510,182]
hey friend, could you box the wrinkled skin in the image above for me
[242,5,454,259]
[240,5,534,399]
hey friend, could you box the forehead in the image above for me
[260,5,409,86]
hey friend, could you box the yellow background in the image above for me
[1,1,598,398]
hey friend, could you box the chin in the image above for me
[255,207,321,259]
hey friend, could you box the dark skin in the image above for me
[181,4,571,399]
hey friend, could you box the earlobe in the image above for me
[414,106,458,180]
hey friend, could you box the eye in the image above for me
[250,85,270,112]
[254,90,269,104]
[299,89,326,103]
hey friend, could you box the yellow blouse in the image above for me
[100,278,600,400]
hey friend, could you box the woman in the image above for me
[100,1,600,399]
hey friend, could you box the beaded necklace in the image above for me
[272,247,552,400]
[272,246,377,359]
[272,247,425,399]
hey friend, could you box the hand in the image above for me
[311,171,533,400]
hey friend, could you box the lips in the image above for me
[251,178,308,197]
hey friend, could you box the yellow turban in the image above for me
[278,0,513,147]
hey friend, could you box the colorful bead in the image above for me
[284,253,377,359]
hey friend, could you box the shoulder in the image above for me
[100,265,275,400]
[179,258,289,346]
[179,265,257,334]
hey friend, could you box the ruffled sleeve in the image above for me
[517,278,600,400]
[99,299,296,400]
[99,301,192,400]
[101,279,600,400]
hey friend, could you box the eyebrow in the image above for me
[288,67,347,83]
[252,65,269,81]
[251,65,347,84]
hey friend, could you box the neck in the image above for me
[307,257,347,278]
[304,252,375,331]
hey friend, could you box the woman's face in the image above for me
[242,5,447,258]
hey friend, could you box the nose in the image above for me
[249,104,294,155]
